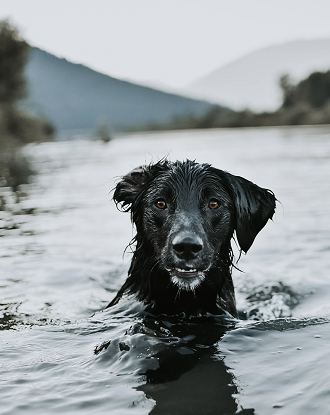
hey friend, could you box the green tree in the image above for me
[0,19,29,104]
[279,74,295,108]
[296,71,330,108]
[0,20,54,193]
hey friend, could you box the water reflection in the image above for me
[141,358,253,415]
[94,309,254,414]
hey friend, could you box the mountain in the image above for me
[183,39,330,112]
[23,47,215,133]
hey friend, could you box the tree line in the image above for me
[147,69,330,131]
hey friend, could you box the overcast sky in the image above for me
[1,0,330,89]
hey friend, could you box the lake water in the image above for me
[1,126,330,414]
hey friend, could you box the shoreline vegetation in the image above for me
[0,20,54,199]
[143,72,330,131]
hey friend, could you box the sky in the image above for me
[1,0,330,89]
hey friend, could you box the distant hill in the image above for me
[23,47,215,133]
[183,39,330,112]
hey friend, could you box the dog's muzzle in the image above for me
[165,234,208,290]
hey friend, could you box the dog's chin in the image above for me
[166,268,205,291]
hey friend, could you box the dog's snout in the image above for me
[172,235,203,260]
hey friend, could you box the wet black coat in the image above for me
[107,160,276,318]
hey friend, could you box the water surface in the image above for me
[1,126,330,414]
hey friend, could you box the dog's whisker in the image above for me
[174,287,182,303]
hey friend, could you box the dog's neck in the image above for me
[109,237,237,317]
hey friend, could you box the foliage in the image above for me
[0,20,55,192]
[0,148,34,192]
[283,70,330,109]
[279,75,296,108]
[148,69,330,131]
[0,20,29,104]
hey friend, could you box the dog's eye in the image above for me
[209,199,220,210]
[155,199,167,209]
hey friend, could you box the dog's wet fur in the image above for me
[107,160,276,318]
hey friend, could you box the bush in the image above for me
[0,147,34,192]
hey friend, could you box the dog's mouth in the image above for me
[172,268,200,278]
[166,267,205,290]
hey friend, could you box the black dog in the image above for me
[107,160,276,318]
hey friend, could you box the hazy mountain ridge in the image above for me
[24,47,215,132]
[184,39,330,111]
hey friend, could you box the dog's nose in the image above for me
[172,235,203,260]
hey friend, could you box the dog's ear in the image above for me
[222,172,276,253]
[113,166,148,210]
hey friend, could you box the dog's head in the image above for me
[114,160,276,291]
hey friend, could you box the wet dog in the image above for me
[107,160,276,318]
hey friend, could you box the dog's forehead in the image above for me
[147,162,225,196]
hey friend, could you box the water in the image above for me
[1,126,330,414]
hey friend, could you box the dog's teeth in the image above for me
[176,268,197,273]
